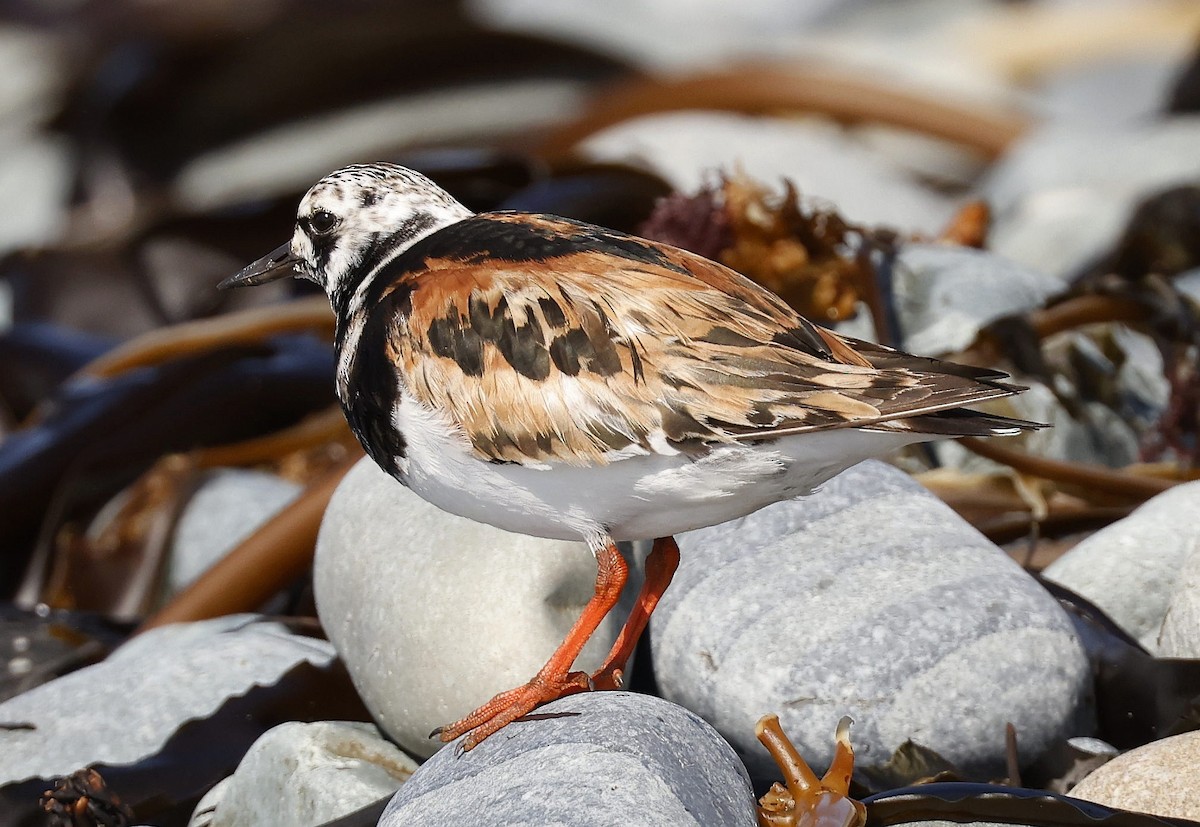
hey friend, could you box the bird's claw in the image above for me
[434,670,593,753]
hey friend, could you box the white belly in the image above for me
[392,392,925,549]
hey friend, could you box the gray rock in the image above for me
[892,244,1065,356]
[851,124,988,191]
[193,721,416,827]
[1177,268,1200,306]
[0,27,70,258]
[986,118,1200,280]
[578,111,957,232]
[167,469,303,595]
[653,460,1091,780]
[1107,325,1171,432]
[315,458,642,760]
[0,136,70,257]
[988,187,1134,284]
[172,79,589,212]
[1043,481,1200,650]
[1156,542,1200,658]
[985,118,1200,215]
[1036,57,1186,128]
[469,0,847,73]
[381,691,757,826]
[0,615,336,784]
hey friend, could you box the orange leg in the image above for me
[434,542,629,751]
[590,536,681,690]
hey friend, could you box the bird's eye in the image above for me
[307,210,339,235]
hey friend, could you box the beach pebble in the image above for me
[986,117,1200,279]
[985,117,1200,216]
[987,186,1132,284]
[1155,541,1200,658]
[1036,56,1187,127]
[380,691,757,826]
[1070,731,1200,820]
[1043,481,1200,650]
[0,615,336,785]
[892,243,1065,356]
[1177,268,1200,306]
[0,26,70,256]
[652,460,1091,781]
[167,469,303,595]
[192,721,416,827]
[578,111,957,232]
[315,457,641,760]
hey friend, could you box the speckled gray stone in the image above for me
[381,692,757,826]
[0,615,335,784]
[193,721,416,827]
[892,244,1065,356]
[315,458,642,760]
[1071,730,1200,820]
[1043,481,1200,650]
[653,460,1091,780]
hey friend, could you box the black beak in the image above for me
[218,242,299,289]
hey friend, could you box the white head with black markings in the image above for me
[220,163,473,306]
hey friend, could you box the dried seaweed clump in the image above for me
[42,769,134,827]
[640,174,867,323]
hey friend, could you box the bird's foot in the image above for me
[433,669,593,753]
[756,714,865,827]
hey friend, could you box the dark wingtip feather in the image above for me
[873,407,1048,438]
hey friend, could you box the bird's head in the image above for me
[220,163,472,303]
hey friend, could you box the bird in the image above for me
[221,162,1039,752]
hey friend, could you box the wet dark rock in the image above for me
[0,604,127,703]
[56,6,630,184]
[1076,185,1200,288]
[499,164,671,233]
[0,322,113,423]
[1167,39,1200,113]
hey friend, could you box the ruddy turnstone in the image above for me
[221,163,1037,751]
